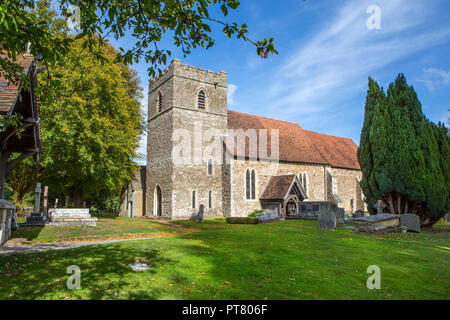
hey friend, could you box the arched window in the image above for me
[246,169,251,200]
[157,92,163,113]
[251,169,256,200]
[246,169,256,200]
[207,159,213,175]
[198,90,206,109]
[192,190,196,208]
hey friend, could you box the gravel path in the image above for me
[0,235,167,256]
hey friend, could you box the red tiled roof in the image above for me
[0,54,34,114]
[305,130,360,170]
[226,110,360,170]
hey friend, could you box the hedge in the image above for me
[226,217,259,224]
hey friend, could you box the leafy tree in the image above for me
[1,0,278,85]
[358,74,450,227]
[7,37,145,208]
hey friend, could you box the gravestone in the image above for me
[48,208,97,227]
[296,202,344,221]
[336,207,345,223]
[399,214,420,233]
[256,211,280,223]
[374,200,386,215]
[191,205,204,223]
[445,212,450,222]
[352,210,364,218]
[23,182,47,226]
[318,210,336,230]
[198,205,204,223]
[353,213,400,234]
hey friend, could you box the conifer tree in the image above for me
[358,74,450,227]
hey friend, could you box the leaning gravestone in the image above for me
[191,205,205,223]
[399,214,420,233]
[318,210,336,230]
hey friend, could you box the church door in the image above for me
[286,199,298,216]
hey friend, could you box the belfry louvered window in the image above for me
[198,90,206,109]
[157,92,162,113]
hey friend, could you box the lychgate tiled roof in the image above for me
[226,110,360,170]
[0,54,34,114]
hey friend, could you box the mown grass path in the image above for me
[0,219,448,300]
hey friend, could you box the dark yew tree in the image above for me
[358,74,449,227]
[357,78,386,214]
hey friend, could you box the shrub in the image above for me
[248,209,264,218]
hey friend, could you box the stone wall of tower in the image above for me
[146,110,173,217]
[147,59,228,219]
[170,60,228,219]
[146,62,176,217]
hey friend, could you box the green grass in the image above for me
[12,216,182,243]
[0,219,449,300]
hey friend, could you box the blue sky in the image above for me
[107,0,450,164]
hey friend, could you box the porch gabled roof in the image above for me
[260,174,307,201]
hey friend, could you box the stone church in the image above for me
[120,59,365,219]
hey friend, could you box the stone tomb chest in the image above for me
[353,214,400,234]
[256,211,281,223]
[48,208,98,227]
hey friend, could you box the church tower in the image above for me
[146,59,228,218]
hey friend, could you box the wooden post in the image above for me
[0,151,8,200]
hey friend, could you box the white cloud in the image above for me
[227,83,238,107]
[266,0,450,137]
[419,68,450,91]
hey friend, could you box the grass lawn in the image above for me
[0,219,449,300]
[11,215,186,244]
